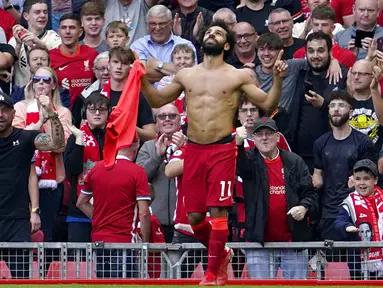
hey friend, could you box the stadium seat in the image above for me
[46,261,97,279]
[0,261,11,279]
[325,262,350,280]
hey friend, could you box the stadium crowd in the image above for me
[2,0,383,283]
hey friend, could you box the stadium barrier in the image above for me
[0,241,382,281]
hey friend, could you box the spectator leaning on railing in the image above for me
[236,117,319,280]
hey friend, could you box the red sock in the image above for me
[191,219,211,248]
[206,218,229,276]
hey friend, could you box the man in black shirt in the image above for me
[268,8,306,59]
[290,32,348,172]
[235,0,304,36]
[227,22,259,68]
[313,90,376,279]
[104,47,156,142]
[0,92,65,278]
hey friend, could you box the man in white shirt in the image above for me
[103,0,159,47]
[9,0,61,87]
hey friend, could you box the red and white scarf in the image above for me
[100,80,111,99]
[343,186,383,272]
[26,99,57,189]
[77,124,101,197]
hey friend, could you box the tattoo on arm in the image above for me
[34,115,65,151]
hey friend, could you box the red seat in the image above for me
[0,261,11,279]
[46,261,97,279]
[325,262,350,280]
[190,262,204,279]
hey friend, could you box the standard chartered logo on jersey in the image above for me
[270,186,286,194]
[61,78,92,90]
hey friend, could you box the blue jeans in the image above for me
[246,249,308,279]
[39,183,63,242]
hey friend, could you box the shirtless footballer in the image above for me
[141,20,287,286]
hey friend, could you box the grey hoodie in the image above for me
[136,140,176,226]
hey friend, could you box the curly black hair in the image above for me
[198,20,236,60]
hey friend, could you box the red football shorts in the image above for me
[183,139,237,213]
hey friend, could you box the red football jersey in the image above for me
[50,45,98,109]
[330,0,353,25]
[235,133,291,224]
[82,156,151,243]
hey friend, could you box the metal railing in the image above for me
[0,241,382,280]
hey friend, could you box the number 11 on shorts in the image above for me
[219,181,231,201]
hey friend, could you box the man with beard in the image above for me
[141,20,287,286]
[313,90,376,229]
[312,90,376,277]
[290,31,348,172]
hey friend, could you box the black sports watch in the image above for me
[4,4,14,10]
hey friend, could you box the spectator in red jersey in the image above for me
[136,103,186,243]
[0,8,16,41]
[65,92,110,243]
[77,137,151,278]
[50,13,99,110]
[294,4,356,69]
[330,0,354,28]
[236,117,318,279]
[12,66,72,242]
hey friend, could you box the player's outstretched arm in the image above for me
[240,50,286,111]
[141,72,184,108]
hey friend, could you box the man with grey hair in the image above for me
[235,0,304,35]
[335,0,383,60]
[103,0,160,47]
[131,5,197,86]
[212,8,237,31]
[268,8,305,59]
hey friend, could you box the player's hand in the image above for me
[348,175,355,188]
[273,50,288,78]
[287,205,308,221]
[172,131,186,149]
[312,174,323,189]
[305,90,324,108]
[236,124,247,145]
[30,212,41,234]
[155,133,169,157]
[370,66,382,91]
[326,57,342,85]
[38,95,54,114]
[346,226,359,233]
[173,13,182,36]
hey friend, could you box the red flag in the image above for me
[103,60,146,169]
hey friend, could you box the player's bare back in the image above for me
[178,63,246,144]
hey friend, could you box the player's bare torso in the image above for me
[178,63,244,144]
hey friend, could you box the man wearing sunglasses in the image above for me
[136,103,185,243]
[141,20,287,286]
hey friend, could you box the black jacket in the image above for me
[237,145,319,244]
[64,127,105,218]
